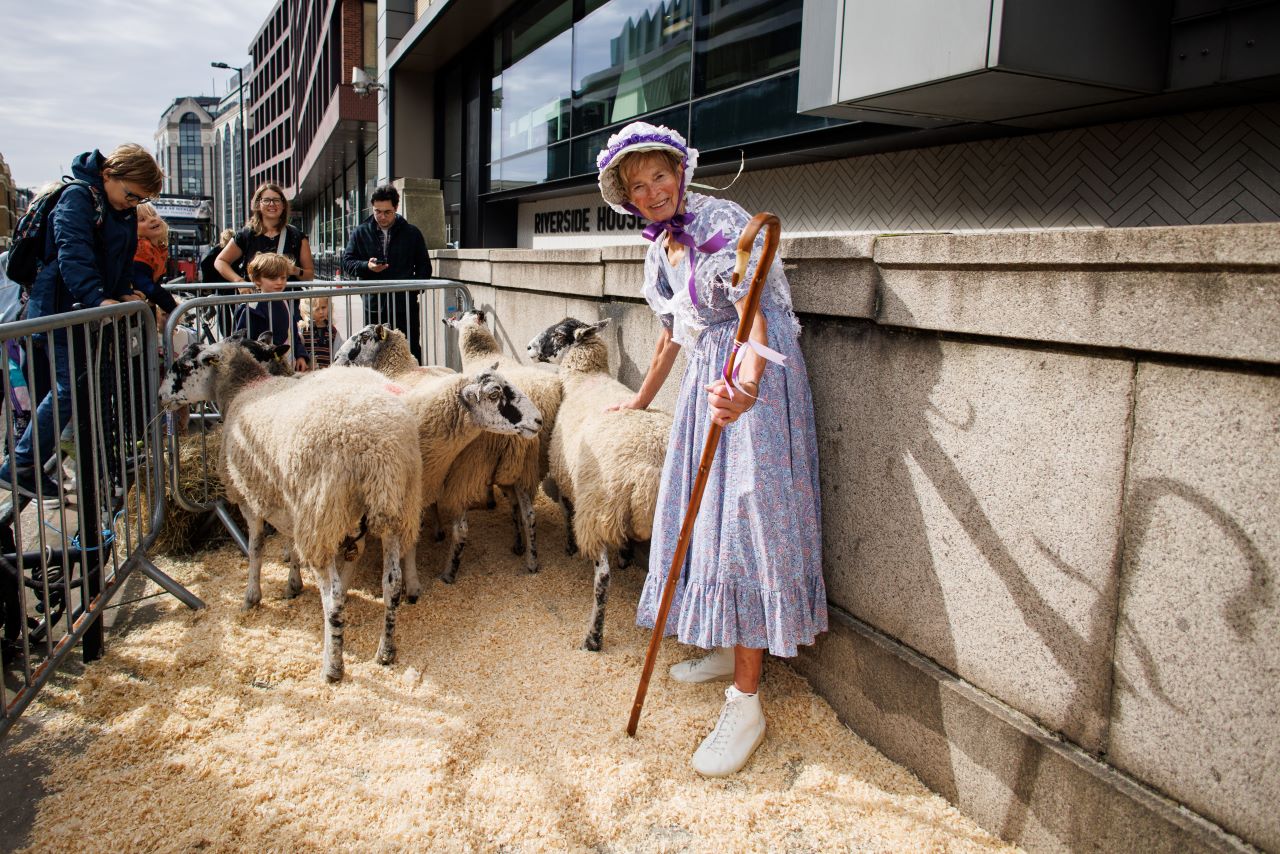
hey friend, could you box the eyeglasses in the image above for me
[124,189,153,206]
[258,197,284,207]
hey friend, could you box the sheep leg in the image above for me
[560,497,578,556]
[516,487,538,574]
[242,510,265,611]
[317,559,346,682]
[504,486,525,556]
[283,538,303,599]
[439,514,468,584]
[429,503,445,543]
[582,547,611,652]
[377,537,403,665]
[402,537,421,604]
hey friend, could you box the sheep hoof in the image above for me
[242,592,261,611]
[565,544,578,556]
[512,542,526,556]
[324,668,343,684]
[438,573,457,585]
[284,582,302,599]
[376,646,396,666]
[434,530,445,543]
[581,636,602,652]
[407,594,419,605]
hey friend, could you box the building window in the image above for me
[693,0,802,96]
[484,0,837,193]
[179,112,204,196]
[573,0,692,135]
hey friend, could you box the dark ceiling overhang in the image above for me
[387,0,522,75]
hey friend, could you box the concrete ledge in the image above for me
[872,223,1280,268]
[793,608,1254,854]
[873,224,1280,364]
[491,249,605,297]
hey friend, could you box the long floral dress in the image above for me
[635,192,827,658]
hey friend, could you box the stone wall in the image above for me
[431,222,1279,853]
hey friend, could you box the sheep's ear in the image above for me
[256,330,274,345]
[573,318,609,341]
[460,384,480,406]
[272,344,290,360]
[489,361,500,371]
[228,330,248,343]
[377,324,388,341]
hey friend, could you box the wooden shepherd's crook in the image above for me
[626,211,782,737]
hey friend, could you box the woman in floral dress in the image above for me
[597,122,827,777]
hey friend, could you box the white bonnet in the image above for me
[596,121,699,216]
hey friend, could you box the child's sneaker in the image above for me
[669,646,735,683]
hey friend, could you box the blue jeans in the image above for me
[9,331,73,471]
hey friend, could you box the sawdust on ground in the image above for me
[14,495,1019,853]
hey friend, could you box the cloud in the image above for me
[0,0,268,188]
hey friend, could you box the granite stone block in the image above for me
[793,611,1251,853]
[800,317,1132,749]
[1109,364,1280,852]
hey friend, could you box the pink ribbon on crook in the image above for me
[632,208,729,307]
[726,338,788,401]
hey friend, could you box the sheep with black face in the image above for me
[528,316,672,651]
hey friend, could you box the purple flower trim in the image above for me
[597,132,688,170]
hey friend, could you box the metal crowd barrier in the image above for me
[163,279,474,549]
[1,302,204,740]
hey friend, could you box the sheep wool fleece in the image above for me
[636,193,827,658]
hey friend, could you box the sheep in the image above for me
[332,324,456,388]
[159,336,424,682]
[526,317,673,651]
[333,323,546,551]
[435,309,563,584]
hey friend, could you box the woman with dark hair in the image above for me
[213,182,315,288]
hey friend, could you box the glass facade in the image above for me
[179,112,205,196]
[484,0,841,193]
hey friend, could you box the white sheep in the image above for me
[527,317,672,651]
[334,323,545,553]
[436,310,563,584]
[332,324,456,388]
[160,337,423,681]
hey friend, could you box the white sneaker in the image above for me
[691,686,766,777]
[669,646,735,683]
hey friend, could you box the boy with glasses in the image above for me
[1,143,163,504]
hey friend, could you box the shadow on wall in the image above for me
[797,286,1273,846]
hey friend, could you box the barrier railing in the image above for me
[1,302,204,740]
[163,279,474,546]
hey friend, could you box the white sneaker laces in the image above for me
[706,691,745,754]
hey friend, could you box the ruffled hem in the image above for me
[636,572,828,659]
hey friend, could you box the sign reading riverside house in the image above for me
[519,192,648,248]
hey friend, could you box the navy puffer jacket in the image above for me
[26,150,138,320]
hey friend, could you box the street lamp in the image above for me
[212,61,248,225]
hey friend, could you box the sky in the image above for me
[0,0,271,189]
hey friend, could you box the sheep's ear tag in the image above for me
[377,325,388,340]
[205,354,220,365]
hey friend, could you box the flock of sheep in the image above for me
[159,310,672,681]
